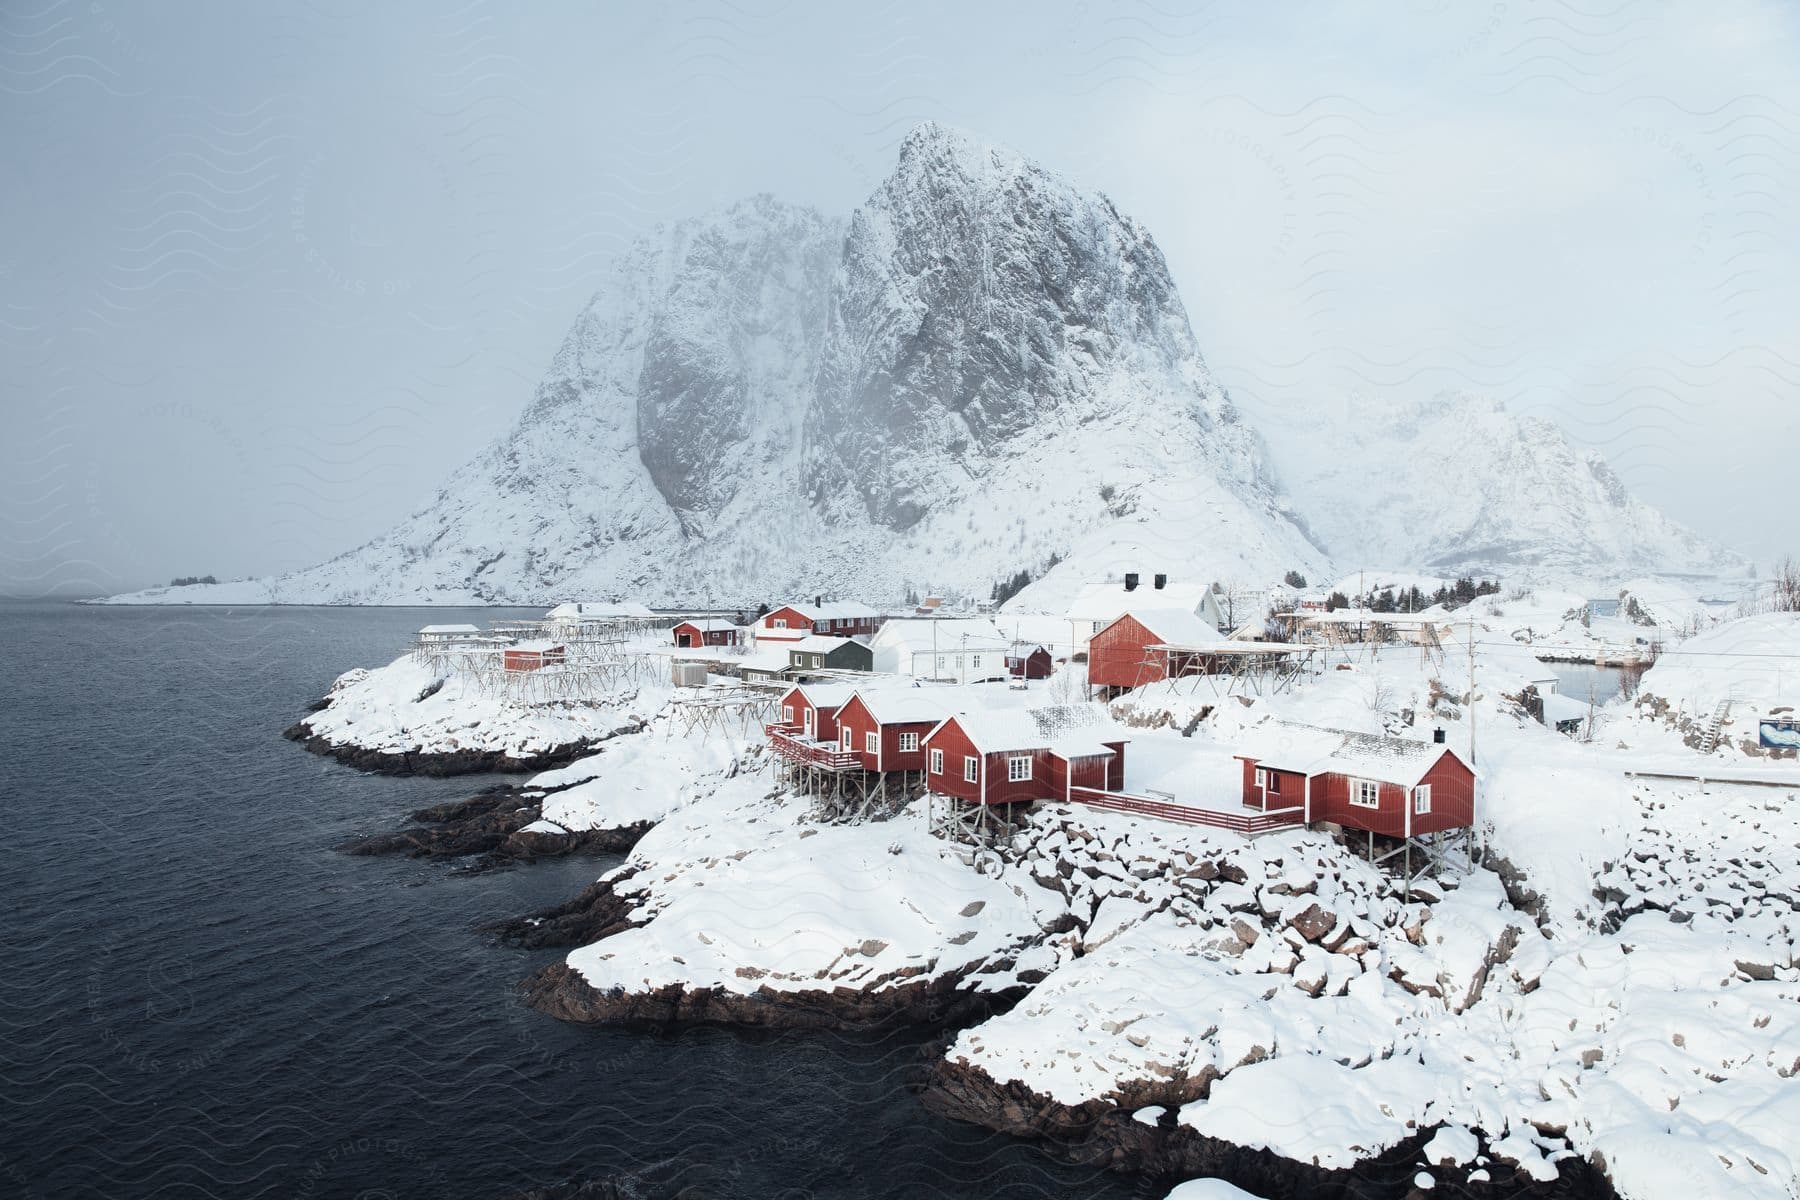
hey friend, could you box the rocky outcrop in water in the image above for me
[519,959,1026,1033]
[339,785,651,864]
[282,721,598,776]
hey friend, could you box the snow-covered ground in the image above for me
[303,610,1793,1197]
[295,647,669,759]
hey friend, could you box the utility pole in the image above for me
[1467,610,1478,767]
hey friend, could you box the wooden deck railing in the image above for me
[1068,787,1305,834]
[764,725,863,771]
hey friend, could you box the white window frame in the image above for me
[898,731,919,753]
[971,655,982,670]
[1007,756,1031,782]
[1254,767,1267,788]
[783,704,794,724]
[1412,784,1432,815]
[772,617,787,628]
[1349,778,1381,809]
[865,731,878,754]
[963,755,979,783]
[930,748,943,774]
[841,728,852,751]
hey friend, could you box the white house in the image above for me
[869,618,1012,682]
[1065,578,1226,656]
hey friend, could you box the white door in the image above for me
[804,709,814,738]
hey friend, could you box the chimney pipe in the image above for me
[1433,727,1446,744]
[1123,572,1139,592]
[1154,573,1167,590]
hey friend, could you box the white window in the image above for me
[971,655,982,669]
[1007,756,1031,782]
[963,755,979,783]
[841,728,852,750]
[1254,767,1267,788]
[898,732,919,752]
[783,705,794,724]
[930,748,943,774]
[866,731,878,754]
[772,617,787,628]
[1350,778,1381,809]
[1412,784,1432,815]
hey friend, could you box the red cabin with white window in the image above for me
[672,619,742,649]
[503,642,566,673]
[1006,645,1054,679]
[773,683,858,744]
[1087,609,1232,693]
[833,690,947,773]
[757,601,884,643]
[1234,723,1476,836]
[922,712,1126,806]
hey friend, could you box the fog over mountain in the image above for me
[97,126,1745,607]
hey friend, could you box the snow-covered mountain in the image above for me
[103,123,1325,607]
[1269,391,1747,586]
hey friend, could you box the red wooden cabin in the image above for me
[1006,645,1054,679]
[772,682,858,745]
[922,712,1126,806]
[1087,609,1232,693]
[503,642,566,673]
[1234,723,1476,836]
[833,690,947,774]
[758,601,883,643]
[672,619,741,649]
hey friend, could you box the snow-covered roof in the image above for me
[872,617,1010,653]
[1111,607,1235,649]
[784,682,859,710]
[850,688,951,726]
[928,706,1126,760]
[739,648,793,674]
[508,640,564,653]
[1066,581,1217,623]
[774,600,880,622]
[1539,692,1591,725]
[676,618,739,633]
[418,623,481,635]
[789,634,858,654]
[1235,720,1464,787]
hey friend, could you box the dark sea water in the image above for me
[0,602,1137,1200]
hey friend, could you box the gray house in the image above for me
[787,635,873,675]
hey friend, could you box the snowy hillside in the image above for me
[1269,391,1746,586]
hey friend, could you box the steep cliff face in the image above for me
[1276,392,1746,581]
[807,122,1246,531]
[637,196,841,534]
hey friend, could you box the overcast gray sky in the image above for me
[4,0,1796,597]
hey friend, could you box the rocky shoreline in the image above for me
[518,957,1029,1033]
[283,719,606,776]
[339,786,652,865]
[917,1055,1619,1198]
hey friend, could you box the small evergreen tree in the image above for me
[1283,569,1307,588]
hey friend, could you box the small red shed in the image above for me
[1087,609,1232,694]
[1005,645,1054,680]
[922,711,1126,806]
[1233,722,1476,837]
[503,641,566,673]
[673,619,742,649]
